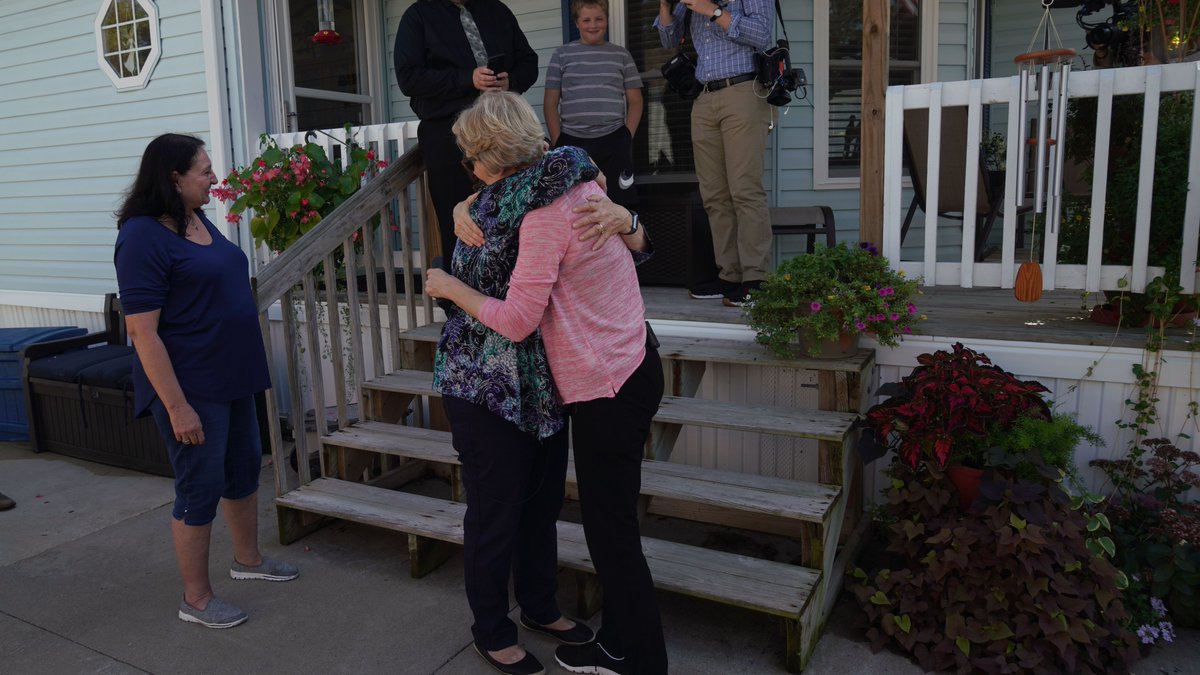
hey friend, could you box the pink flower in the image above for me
[225,212,241,223]
[855,321,867,330]
[810,301,822,312]
[890,313,900,321]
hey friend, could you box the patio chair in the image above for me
[901,107,1026,261]
[770,205,836,254]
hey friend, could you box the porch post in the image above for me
[859,0,889,245]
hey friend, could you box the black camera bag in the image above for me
[661,10,702,100]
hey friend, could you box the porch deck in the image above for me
[642,285,1197,352]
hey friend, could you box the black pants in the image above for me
[443,396,570,650]
[418,117,475,273]
[571,343,666,674]
[557,127,639,208]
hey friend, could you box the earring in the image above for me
[175,185,182,194]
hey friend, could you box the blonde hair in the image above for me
[453,91,545,174]
[571,0,608,20]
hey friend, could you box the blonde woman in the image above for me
[427,91,666,675]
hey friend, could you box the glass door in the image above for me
[279,0,374,132]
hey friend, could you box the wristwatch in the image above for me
[710,6,723,21]
[622,211,640,236]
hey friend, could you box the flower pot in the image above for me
[946,465,983,510]
[799,329,860,359]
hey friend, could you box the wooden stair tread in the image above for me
[278,477,818,618]
[365,369,858,442]
[397,323,873,372]
[323,421,840,524]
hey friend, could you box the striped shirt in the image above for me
[545,41,642,139]
[478,181,647,404]
[654,0,774,83]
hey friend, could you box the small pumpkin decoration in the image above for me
[1014,260,1042,302]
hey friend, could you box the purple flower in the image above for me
[855,321,867,330]
[810,301,822,312]
[890,313,901,321]
[1159,622,1175,643]
[879,287,894,297]
[907,303,917,315]
[1151,597,1168,617]
[875,314,886,322]
[1136,624,1160,644]
[903,326,912,334]
[857,241,880,255]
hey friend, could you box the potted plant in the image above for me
[213,125,389,254]
[860,343,1054,506]
[744,242,922,358]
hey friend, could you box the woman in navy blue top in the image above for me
[114,134,297,630]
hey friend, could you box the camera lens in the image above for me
[1087,23,1117,49]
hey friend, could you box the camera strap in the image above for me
[761,0,790,44]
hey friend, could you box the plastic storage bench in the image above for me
[21,294,173,476]
[1,327,87,440]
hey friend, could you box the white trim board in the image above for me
[0,291,107,314]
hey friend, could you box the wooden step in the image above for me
[321,421,840,526]
[365,369,859,443]
[397,322,874,372]
[277,477,819,619]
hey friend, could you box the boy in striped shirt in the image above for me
[544,0,644,208]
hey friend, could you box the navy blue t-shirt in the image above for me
[114,213,271,417]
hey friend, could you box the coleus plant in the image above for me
[861,343,1052,468]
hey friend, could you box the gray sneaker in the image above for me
[178,596,247,629]
[230,556,299,581]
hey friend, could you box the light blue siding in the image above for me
[776,0,974,265]
[0,0,212,297]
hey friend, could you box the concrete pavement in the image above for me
[1,442,1194,674]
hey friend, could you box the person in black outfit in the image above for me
[393,0,539,273]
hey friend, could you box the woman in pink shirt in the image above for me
[426,91,667,675]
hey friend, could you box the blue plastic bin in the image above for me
[0,326,87,440]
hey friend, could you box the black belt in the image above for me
[701,73,756,93]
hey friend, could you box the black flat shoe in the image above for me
[518,612,595,645]
[472,642,545,675]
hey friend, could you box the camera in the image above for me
[755,40,807,107]
[1076,0,1139,66]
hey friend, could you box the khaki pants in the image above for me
[690,80,774,283]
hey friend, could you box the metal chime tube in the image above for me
[1034,63,1051,214]
[1016,70,1029,205]
[1047,63,1071,235]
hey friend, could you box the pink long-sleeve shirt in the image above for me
[478,181,647,404]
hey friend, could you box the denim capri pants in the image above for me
[149,395,262,526]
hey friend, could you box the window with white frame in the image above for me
[814,0,936,188]
[94,0,161,91]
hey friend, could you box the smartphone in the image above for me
[487,53,506,72]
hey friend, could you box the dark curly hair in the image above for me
[117,133,206,236]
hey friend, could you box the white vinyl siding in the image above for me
[0,0,211,298]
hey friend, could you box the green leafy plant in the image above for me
[979,411,1104,480]
[982,131,1006,173]
[213,125,388,253]
[861,343,1052,468]
[851,460,1139,673]
[744,242,921,357]
[1092,437,1200,627]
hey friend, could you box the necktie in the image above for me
[457,3,489,68]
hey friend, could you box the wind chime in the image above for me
[1012,0,1076,302]
[311,0,343,45]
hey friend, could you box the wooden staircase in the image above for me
[249,141,872,671]
[274,322,871,672]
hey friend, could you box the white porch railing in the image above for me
[884,62,1200,294]
[267,121,421,165]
